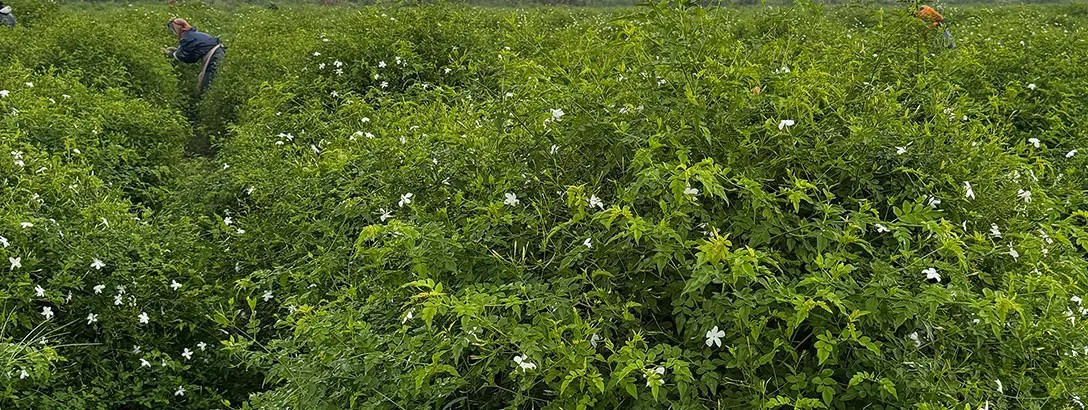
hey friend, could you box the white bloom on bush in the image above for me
[24,82,32,88]
[990,224,1002,238]
[583,237,592,249]
[93,284,105,294]
[91,258,105,270]
[86,313,97,325]
[590,333,602,348]
[330,90,338,98]
[777,119,795,130]
[513,354,536,371]
[1074,396,1084,409]
[182,348,193,360]
[505,92,514,98]
[378,209,393,222]
[65,291,72,303]
[9,257,20,270]
[503,193,520,206]
[378,60,386,68]
[114,294,123,306]
[875,224,890,233]
[174,386,186,397]
[380,81,388,89]
[1028,138,1041,148]
[963,181,975,200]
[926,196,941,209]
[1067,149,1078,158]
[550,108,565,122]
[995,379,1004,394]
[41,306,53,320]
[138,312,149,324]
[1027,83,1036,90]
[333,60,343,68]
[909,331,921,347]
[923,267,941,283]
[318,62,326,70]
[895,146,907,155]
[197,342,207,351]
[402,309,413,324]
[0,236,6,248]
[1017,189,1032,203]
[1067,309,1077,325]
[34,285,44,297]
[550,144,559,155]
[444,68,452,74]
[20,222,32,228]
[705,326,725,348]
[398,193,413,208]
[646,366,666,387]
[373,73,380,80]
[262,290,274,302]
[684,186,700,197]
[140,359,151,368]
[312,52,321,57]
[0,90,8,98]
[1008,244,1019,260]
[170,280,182,291]
[1073,296,1083,305]
[19,369,28,379]
[588,195,604,210]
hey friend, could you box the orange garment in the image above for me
[916,5,944,28]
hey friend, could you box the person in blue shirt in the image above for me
[0,2,17,28]
[162,18,225,93]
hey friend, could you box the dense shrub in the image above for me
[4,2,1088,409]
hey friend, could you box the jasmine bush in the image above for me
[3,2,1088,409]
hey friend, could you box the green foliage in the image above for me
[3,2,1088,409]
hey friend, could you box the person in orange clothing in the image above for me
[916,5,944,27]
[916,5,955,49]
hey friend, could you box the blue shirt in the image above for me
[173,29,222,64]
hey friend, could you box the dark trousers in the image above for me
[199,48,225,93]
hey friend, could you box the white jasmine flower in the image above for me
[503,193,520,206]
[588,195,604,210]
[513,354,536,371]
[923,267,941,283]
[1017,189,1032,203]
[705,326,725,348]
